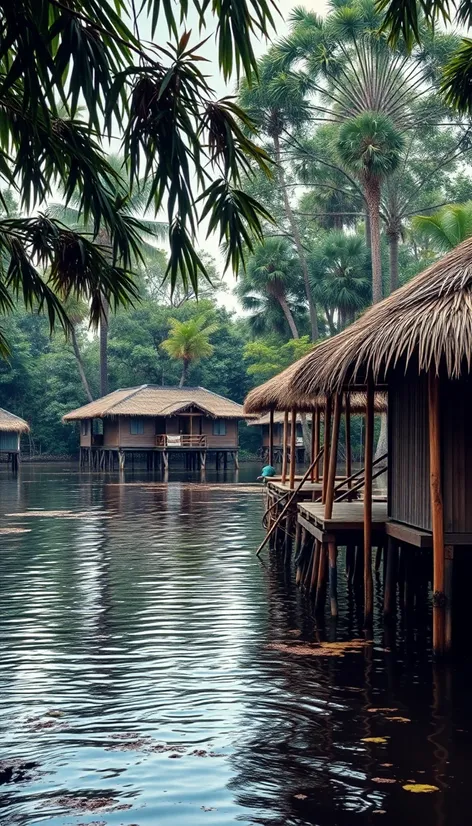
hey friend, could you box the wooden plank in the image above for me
[281,411,288,483]
[269,409,274,467]
[385,520,432,548]
[289,408,296,490]
[345,392,351,488]
[322,396,332,503]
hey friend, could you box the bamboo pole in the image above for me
[310,410,317,483]
[345,392,352,489]
[281,410,289,483]
[289,408,296,490]
[314,410,321,483]
[268,409,274,467]
[324,393,342,520]
[255,447,324,557]
[428,370,446,656]
[364,376,374,627]
[322,396,332,504]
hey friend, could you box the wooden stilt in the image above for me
[444,545,453,655]
[289,408,296,490]
[328,541,338,617]
[322,396,332,504]
[384,537,398,616]
[310,539,321,592]
[281,410,289,483]
[310,411,317,483]
[345,392,351,489]
[294,520,302,559]
[269,409,274,467]
[314,410,321,483]
[324,393,342,519]
[315,544,328,614]
[364,376,374,627]
[234,451,239,469]
[428,370,445,657]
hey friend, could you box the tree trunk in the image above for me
[325,306,336,336]
[71,326,93,402]
[99,295,109,397]
[364,206,371,251]
[364,181,383,305]
[273,133,319,341]
[279,294,300,339]
[388,231,399,294]
[180,358,189,387]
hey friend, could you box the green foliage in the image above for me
[309,231,371,329]
[337,113,405,183]
[243,336,313,384]
[412,202,472,250]
[0,0,277,348]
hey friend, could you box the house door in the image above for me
[178,416,190,435]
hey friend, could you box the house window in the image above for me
[213,419,227,436]
[130,417,144,435]
[81,420,88,436]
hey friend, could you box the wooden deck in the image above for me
[298,501,388,543]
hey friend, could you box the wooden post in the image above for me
[310,411,317,483]
[345,392,352,489]
[314,410,321,483]
[428,370,445,656]
[322,396,332,503]
[328,541,338,617]
[384,537,398,616]
[269,409,274,467]
[324,393,342,519]
[364,376,374,627]
[281,411,289,483]
[289,408,296,490]
[445,545,454,655]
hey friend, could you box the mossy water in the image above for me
[0,463,471,826]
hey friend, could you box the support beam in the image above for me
[428,370,445,656]
[289,408,297,490]
[281,410,289,484]
[345,392,352,488]
[324,393,342,520]
[314,410,321,483]
[364,376,374,627]
[321,396,332,504]
[268,409,274,467]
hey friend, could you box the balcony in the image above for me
[155,434,207,448]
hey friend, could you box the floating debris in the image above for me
[371,777,397,784]
[294,793,308,800]
[267,640,366,657]
[403,784,439,794]
[386,716,411,724]
[53,795,130,813]
[367,708,399,714]
[361,737,390,744]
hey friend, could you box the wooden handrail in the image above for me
[333,452,388,494]
[335,462,388,503]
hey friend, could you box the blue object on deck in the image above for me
[261,465,276,478]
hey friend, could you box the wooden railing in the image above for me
[155,434,207,448]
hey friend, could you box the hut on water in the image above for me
[0,408,29,469]
[63,385,249,470]
[248,411,306,464]
[289,236,472,655]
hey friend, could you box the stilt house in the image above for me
[289,236,472,655]
[63,385,248,470]
[0,408,29,469]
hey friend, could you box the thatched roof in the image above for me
[0,407,30,433]
[244,355,387,414]
[63,385,249,422]
[290,237,472,395]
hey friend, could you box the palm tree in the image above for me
[337,113,404,303]
[412,203,472,252]
[49,155,167,396]
[276,0,450,300]
[238,52,320,340]
[309,232,371,331]
[160,315,219,387]
[236,239,303,339]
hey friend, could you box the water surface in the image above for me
[0,463,471,826]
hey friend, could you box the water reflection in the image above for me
[0,463,470,826]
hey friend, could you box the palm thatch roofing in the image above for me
[0,408,30,433]
[244,356,387,414]
[63,385,250,422]
[290,237,472,396]
[247,411,305,426]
